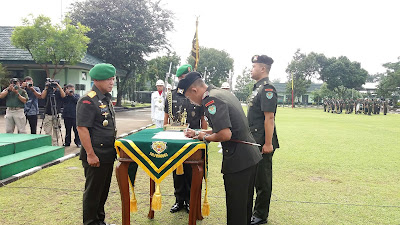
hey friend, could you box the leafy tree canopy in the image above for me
[187,47,234,87]
[145,53,180,90]
[69,0,174,105]
[11,15,90,78]
[377,57,400,98]
[234,68,254,102]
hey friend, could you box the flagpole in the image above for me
[291,73,294,108]
[195,17,199,71]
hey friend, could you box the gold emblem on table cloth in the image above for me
[152,141,167,154]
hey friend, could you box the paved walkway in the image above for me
[0,107,153,155]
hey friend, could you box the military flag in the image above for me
[191,18,199,71]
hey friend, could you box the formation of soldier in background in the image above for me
[323,98,389,115]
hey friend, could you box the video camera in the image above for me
[45,78,60,88]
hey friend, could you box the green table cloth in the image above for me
[115,128,206,184]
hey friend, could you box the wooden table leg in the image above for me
[189,163,204,225]
[115,160,131,225]
[148,178,155,219]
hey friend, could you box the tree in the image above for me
[285,49,326,103]
[320,56,368,97]
[0,63,10,88]
[11,15,90,79]
[145,53,181,90]
[234,68,254,102]
[187,47,234,87]
[69,0,174,106]
[376,58,400,99]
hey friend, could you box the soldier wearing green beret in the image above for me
[77,63,117,225]
[248,55,279,225]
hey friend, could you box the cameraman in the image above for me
[22,76,41,134]
[62,84,81,147]
[41,79,65,146]
[0,78,28,133]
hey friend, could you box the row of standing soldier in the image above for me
[323,98,389,115]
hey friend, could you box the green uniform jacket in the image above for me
[202,85,262,174]
[77,85,117,163]
[247,77,279,149]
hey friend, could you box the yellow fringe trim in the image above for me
[202,195,210,217]
[151,183,162,211]
[176,164,184,175]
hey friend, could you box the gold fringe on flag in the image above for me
[176,164,184,175]
[128,174,137,212]
[201,143,210,217]
[152,183,162,211]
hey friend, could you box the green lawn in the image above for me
[0,107,399,224]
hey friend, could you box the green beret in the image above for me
[89,63,116,80]
[176,64,193,77]
[251,55,274,65]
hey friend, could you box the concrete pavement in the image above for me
[0,107,153,155]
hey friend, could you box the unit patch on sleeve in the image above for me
[266,92,274,99]
[82,100,91,104]
[208,105,217,114]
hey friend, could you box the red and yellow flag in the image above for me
[191,18,199,71]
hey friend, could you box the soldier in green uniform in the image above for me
[383,100,388,115]
[247,55,279,225]
[77,63,117,225]
[164,64,207,213]
[178,72,262,225]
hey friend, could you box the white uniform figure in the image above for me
[151,80,165,128]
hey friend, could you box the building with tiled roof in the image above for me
[272,82,322,105]
[0,26,124,98]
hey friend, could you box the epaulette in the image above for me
[87,91,96,98]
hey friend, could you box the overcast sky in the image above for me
[1,0,400,83]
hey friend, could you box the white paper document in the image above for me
[152,131,192,140]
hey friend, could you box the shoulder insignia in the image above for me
[208,105,217,114]
[87,91,96,98]
[82,100,91,104]
[263,81,268,85]
[205,100,215,107]
[266,92,274,99]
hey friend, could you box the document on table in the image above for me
[152,131,193,140]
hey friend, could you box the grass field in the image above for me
[0,107,399,224]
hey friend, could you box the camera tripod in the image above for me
[39,90,64,146]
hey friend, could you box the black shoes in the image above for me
[76,143,81,148]
[63,143,70,146]
[170,202,189,213]
[251,215,267,225]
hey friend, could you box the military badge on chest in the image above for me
[99,100,109,127]
[247,90,258,107]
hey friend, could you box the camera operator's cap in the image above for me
[177,72,201,95]
[156,80,164,86]
[89,63,116,80]
[251,55,274,65]
[176,64,193,77]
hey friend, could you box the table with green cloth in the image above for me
[114,128,207,225]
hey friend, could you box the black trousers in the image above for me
[253,152,273,220]
[224,164,258,225]
[26,115,38,134]
[173,163,192,204]
[82,161,113,225]
[64,117,80,145]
